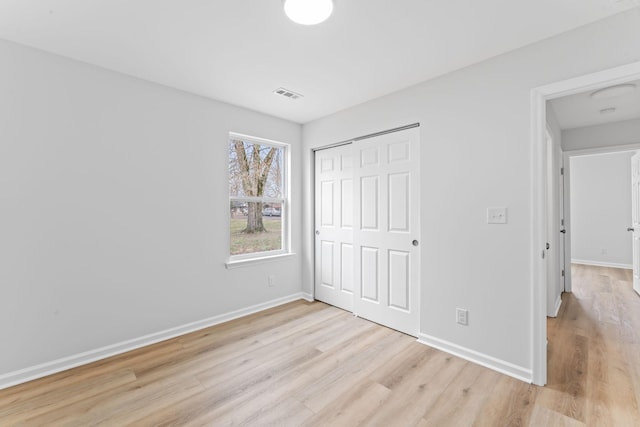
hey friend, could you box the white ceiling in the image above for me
[549,79,640,130]
[0,0,638,123]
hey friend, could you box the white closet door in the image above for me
[314,144,354,311]
[353,127,420,336]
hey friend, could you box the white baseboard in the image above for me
[301,292,314,302]
[552,294,562,318]
[0,292,311,391]
[571,259,632,270]
[417,333,532,384]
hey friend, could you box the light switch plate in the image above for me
[487,207,507,224]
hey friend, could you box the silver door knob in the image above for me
[412,240,419,246]
[628,227,635,232]
[315,230,320,235]
[560,229,566,234]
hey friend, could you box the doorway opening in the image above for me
[532,61,640,386]
[567,150,636,269]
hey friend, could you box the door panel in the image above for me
[361,176,379,230]
[389,250,410,311]
[389,140,410,163]
[341,180,353,228]
[361,247,379,302]
[341,243,354,292]
[353,127,420,336]
[320,241,334,286]
[314,144,354,311]
[361,147,380,167]
[321,181,334,226]
[559,153,566,292]
[631,152,640,295]
[389,173,410,232]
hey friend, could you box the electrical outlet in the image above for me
[456,308,468,326]
[268,275,276,287]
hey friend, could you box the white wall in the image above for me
[0,39,303,386]
[302,9,640,379]
[570,152,633,268]
[563,118,640,151]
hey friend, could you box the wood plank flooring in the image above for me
[1,264,639,426]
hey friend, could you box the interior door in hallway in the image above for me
[559,156,566,292]
[631,151,640,295]
[314,144,354,311]
[353,127,421,336]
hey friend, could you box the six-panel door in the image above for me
[353,128,420,336]
[314,144,355,311]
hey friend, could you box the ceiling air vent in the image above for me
[273,87,303,100]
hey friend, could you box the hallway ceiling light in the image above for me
[283,0,334,25]
[590,83,636,100]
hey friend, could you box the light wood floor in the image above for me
[1,264,639,426]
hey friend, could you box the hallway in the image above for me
[543,264,640,425]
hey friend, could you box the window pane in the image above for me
[228,135,287,259]
[229,140,283,198]
[230,201,282,256]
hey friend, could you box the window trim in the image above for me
[225,252,296,270]
[227,132,290,265]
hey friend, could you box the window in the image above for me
[228,133,288,261]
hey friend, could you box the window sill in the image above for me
[225,253,296,270]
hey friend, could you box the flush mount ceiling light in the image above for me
[590,83,636,100]
[283,0,334,25]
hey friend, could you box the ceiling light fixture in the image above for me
[590,83,636,100]
[283,0,334,25]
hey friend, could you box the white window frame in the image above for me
[226,132,291,267]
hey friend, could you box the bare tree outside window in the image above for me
[229,136,286,257]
